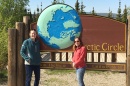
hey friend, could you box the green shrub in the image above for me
[0,69,7,84]
[45,69,75,75]
[0,30,8,70]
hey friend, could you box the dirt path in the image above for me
[31,70,126,86]
[0,69,126,86]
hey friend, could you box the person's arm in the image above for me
[72,52,76,68]
[20,40,30,62]
[75,47,86,66]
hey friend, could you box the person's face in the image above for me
[74,38,80,47]
[29,30,37,40]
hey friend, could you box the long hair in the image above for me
[73,37,83,51]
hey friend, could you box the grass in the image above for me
[87,70,109,74]
[0,69,7,84]
[44,69,119,75]
[44,69,75,75]
[44,78,69,86]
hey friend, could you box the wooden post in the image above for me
[105,53,107,62]
[98,53,100,62]
[66,52,68,61]
[111,53,117,62]
[91,52,94,62]
[8,29,17,86]
[59,52,62,61]
[51,52,56,61]
[16,22,25,86]
[23,16,30,39]
[126,15,130,86]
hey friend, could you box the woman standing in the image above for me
[72,37,87,86]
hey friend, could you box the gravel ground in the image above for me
[0,69,126,86]
[33,70,126,86]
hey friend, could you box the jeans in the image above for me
[25,65,40,86]
[76,67,86,86]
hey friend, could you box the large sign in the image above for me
[31,15,126,53]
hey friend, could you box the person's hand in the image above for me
[26,58,31,64]
[72,62,76,68]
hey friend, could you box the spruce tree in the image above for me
[116,0,122,21]
[122,5,128,23]
[108,8,113,18]
[91,7,96,15]
[75,0,80,13]
[80,1,86,14]
[52,0,57,5]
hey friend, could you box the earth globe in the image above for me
[37,4,82,49]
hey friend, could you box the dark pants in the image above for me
[25,65,40,86]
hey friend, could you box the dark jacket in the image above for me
[20,38,41,65]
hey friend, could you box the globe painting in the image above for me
[37,4,82,49]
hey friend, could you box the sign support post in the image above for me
[127,15,130,86]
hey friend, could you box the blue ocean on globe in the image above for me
[37,4,82,49]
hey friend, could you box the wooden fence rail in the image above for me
[46,52,119,63]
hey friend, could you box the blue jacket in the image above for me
[20,38,41,65]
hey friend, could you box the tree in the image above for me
[128,7,130,15]
[0,0,29,30]
[116,8,122,21]
[0,30,7,70]
[52,0,64,5]
[29,11,33,23]
[122,5,128,23]
[75,0,80,13]
[91,7,96,15]
[36,6,40,21]
[116,1,122,21]
[52,0,57,5]
[0,0,29,69]
[80,1,86,14]
[108,8,113,18]
[33,11,37,22]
